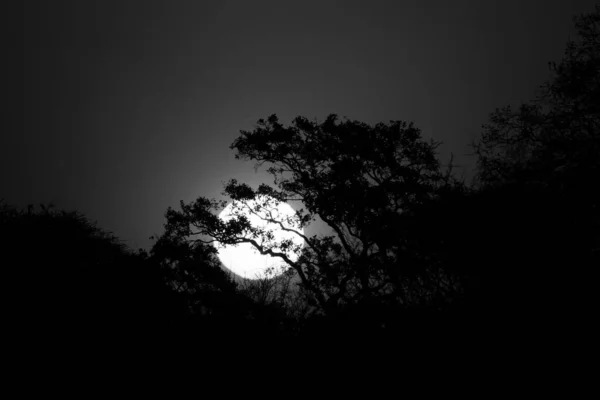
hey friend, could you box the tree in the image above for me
[159,114,461,319]
[472,6,599,196]
[2,201,178,361]
[462,6,600,325]
[471,6,599,254]
[149,229,237,295]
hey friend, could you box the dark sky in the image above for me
[13,0,597,251]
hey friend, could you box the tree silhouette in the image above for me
[470,6,599,266]
[149,228,237,295]
[360,8,600,356]
[2,202,176,359]
[439,6,600,337]
[472,6,599,197]
[158,114,462,324]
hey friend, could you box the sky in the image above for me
[13,0,598,251]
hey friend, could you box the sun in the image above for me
[214,196,304,280]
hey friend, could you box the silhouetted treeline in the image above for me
[8,6,598,366]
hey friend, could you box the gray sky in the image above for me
[13,0,598,251]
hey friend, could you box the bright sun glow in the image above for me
[214,196,304,280]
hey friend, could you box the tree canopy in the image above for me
[158,114,462,318]
[472,6,599,195]
[470,6,599,264]
[453,6,600,326]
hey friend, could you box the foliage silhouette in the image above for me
[156,113,465,342]
[149,213,306,350]
[425,5,600,341]
[472,6,599,200]
[2,202,178,360]
[470,5,599,278]
[151,3,600,341]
